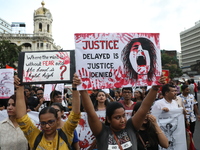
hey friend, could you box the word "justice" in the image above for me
[82,40,119,50]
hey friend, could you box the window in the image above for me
[47,24,49,32]
[39,23,42,31]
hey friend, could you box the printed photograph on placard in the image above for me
[75,33,162,90]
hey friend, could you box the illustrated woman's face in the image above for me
[129,42,150,75]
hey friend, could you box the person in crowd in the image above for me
[49,90,69,112]
[15,74,81,150]
[32,88,47,111]
[24,87,36,111]
[0,95,28,150]
[0,104,5,111]
[151,84,179,112]
[133,88,144,102]
[31,86,38,97]
[114,90,123,101]
[191,79,198,101]
[118,87,136,110]
[178,84,200,135]
[80,76,165,150]
[132,102,169,150]
[94,90,110,111]
[51,102,80,150]
[187,80,195,96]
[90,89,99,105]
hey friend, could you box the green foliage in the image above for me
[161,50,183,79]
[0,40,22,68]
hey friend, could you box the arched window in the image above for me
[47,24,49,32]
[39,23,42,31]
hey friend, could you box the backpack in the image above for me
[33,129,72,150]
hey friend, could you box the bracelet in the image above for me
[72,87,77,91]
[152,86,159,91]
[156,131,163,134]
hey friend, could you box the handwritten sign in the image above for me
[18,50,75,84]
[75,33,162,90]
[0,69,14,99]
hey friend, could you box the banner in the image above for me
[75,33,162,90]
[18,50,75,85]
[0,69,14,99]
[151,108,187,150]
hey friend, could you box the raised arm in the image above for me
[79,90,102,136]
[132,76,165,130]
[15,76,27,119]
[72,74,81,114]
[132,87,159,130]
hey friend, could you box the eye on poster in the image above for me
[18,50,75,84]
[74,33,161,90]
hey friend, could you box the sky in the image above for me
[1,0,200,52]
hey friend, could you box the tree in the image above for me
[161,50,183,79]
[0,40,22,68]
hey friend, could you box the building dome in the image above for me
[35,1,52,18]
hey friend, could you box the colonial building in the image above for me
[0,1,60,51]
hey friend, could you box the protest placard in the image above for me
[0,69,14,99]
[43,83,64,101]
[162,69,170,83]
[75,33,162,90]
[18,50,75,84]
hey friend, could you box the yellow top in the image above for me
[16,111,80,150]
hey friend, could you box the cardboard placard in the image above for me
[75,33,162,90]
[18,50,75,84]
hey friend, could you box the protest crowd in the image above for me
[0,73,199,150]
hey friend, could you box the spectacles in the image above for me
[122,91,132,94]
[37,93,43,95]
[40,119,56,127]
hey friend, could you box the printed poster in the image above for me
[75,33,162,90]
[151,108,187,150]
[18,50,75,84]
[0,69,14,99]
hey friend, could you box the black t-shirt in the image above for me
[137,130,158,150]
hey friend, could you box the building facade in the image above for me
[0,1,60,51]
[180,20,200,69]
[0,18,12,33]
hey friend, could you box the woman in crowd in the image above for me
[80,76,165,150]
[114,90,123,101]
[51,102,80,150]
[132,102,169,150]
[133,88,144,102]
[0,95,28,150]
[94,90,110,111]
[15,74,81,150]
